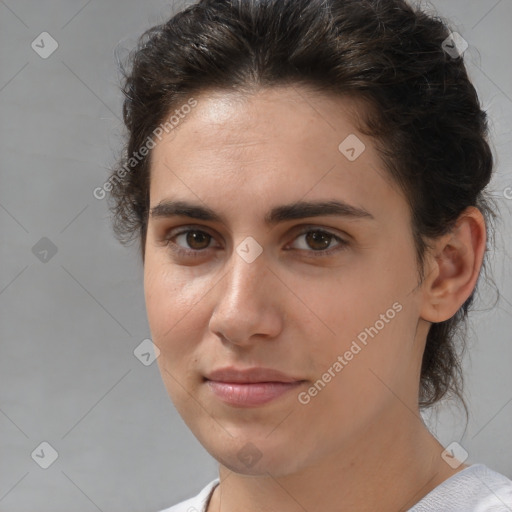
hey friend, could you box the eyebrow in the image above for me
[149,199,374,225]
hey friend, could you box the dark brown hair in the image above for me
[108,0,498,409]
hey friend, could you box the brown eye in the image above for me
[288,228,348,257]
[163,228,217,258]
[183,230,212,250]
[304,230,333,250]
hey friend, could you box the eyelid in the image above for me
[288,223,348,240]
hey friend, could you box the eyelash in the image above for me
[162,225,348,259]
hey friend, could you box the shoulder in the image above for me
[156,478,220,512]
[409,464,512,511]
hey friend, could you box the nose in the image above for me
[208,244,284,347]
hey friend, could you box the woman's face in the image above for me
[144,86,430,476]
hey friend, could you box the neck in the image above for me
[207,406,464,512]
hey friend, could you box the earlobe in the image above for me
[419,207,487,324]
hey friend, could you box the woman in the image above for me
[108,0,512,510]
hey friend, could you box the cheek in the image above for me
[304,246,420,375]
[143,255,208,358]
[305,260,400,338]
[144,259,212,410]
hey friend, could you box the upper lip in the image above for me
[204,366,304,383]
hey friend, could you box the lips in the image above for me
[204,366,306,407]
[204,366,303,384]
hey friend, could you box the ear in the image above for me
[419,207,487,324]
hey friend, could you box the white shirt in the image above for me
[158,464,512,512]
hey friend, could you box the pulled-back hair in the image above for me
[107,0,498,409]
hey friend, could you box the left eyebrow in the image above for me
[149,199,375,225]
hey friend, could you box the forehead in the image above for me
[155,86,369,154]
[148,86,402,221]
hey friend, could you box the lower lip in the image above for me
[205,380,304,407]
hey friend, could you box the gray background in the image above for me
[0,0,511,511]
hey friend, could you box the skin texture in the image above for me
[144,86,486,511]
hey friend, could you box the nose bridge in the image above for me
[221,243,268,307]
[208,240,281,343]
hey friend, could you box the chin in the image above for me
[201,433,310,478]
